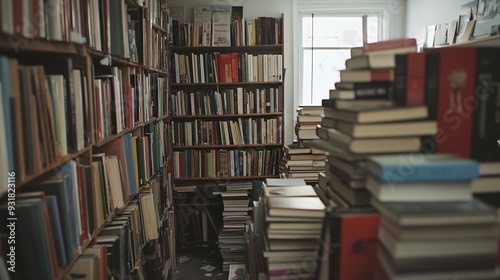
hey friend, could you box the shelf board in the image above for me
[170,81,283,86]
[146,66,169,75]
[172,112,283,119]
[94,116,169,147]
[172,143,283,149]
[0,34,79,54]
[433,34,500,48]
[170,44,283,53]
[174,175,279,181]
[85,47,143,67]
[16,147,91,188]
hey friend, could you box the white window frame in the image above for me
[292,0,391,109]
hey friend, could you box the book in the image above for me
[324,105,428,124]
[366,153,480,182]
[370,197,497,226]
[263,185,317,197]
[345,53,398,70]
[334,120,437,138]
[316,127,421,154]
[265,178,307,187]
[378,224,497,259]
[366,175,472,202]
[394,53,426,106]
[322,99,394,111]
[267,196,325,218]
[357,38,417,56]
[339,69,394,82]
[425,47,500,160]
[327,210,380,280]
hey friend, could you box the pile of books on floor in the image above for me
[367,154,500,279]
[251,178,326,280]
[280,105,326,183]
[213,181,253,271]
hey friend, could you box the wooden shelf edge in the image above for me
[170,81,283,86]
[170,44,283,52]
[432,34,500,48]
[94,116,169,147]
[0,33,79,54]
[173,144,283,149]
[172,113,283,119]
[15,147,91,188]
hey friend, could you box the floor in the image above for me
[174,243,229,280]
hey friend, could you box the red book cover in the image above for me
[231,52,239,82]
[363,38,416,52]
[220,53,232,83]
[405,53,426,105]
[435,48,476,158]
[178,151,185,177]
[331,211,380,280]
[371,69,394,81]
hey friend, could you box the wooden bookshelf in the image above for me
[0,0,175,279]
[436,34,500,48]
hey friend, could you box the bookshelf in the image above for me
[0,0,175,279]
[168,13,285,247]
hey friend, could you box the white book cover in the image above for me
[194,5,212,23]
[211,4,231,46]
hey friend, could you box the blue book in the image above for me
[367,154,479,182]
[46,195,68,267]
[57,160,81,253]
[0,56,14,172]
[122,133,139,195]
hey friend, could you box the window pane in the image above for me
[301,49,351,105]
[367,16,379,43]
[302,16,363,48]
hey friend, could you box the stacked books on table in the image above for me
[213,181,253,271]
[366,154,500,279]
[250,178,326,280]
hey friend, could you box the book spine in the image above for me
[405,53,426,106]
[471,48,500,161]
[424,52,440,119]
[393,54,407,105]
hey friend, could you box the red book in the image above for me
[405,53,426,105]
[231,52,239,82]
[363,38,417,53]
[430,47,500,159]
[179,151,185,177]
[13,0,22,35]
[330,211,380,280]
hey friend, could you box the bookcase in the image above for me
[169,14,285,245]
[0,0,176,279]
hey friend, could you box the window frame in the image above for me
[292,0,391,108]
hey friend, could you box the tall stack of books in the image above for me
[251,178,326,280]
[280,105,326,183]
[213,181,253,271]
[312,38,439,208]
[366,154,500,279]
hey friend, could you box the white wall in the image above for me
[406,0,473,37]
[168,0,407,144]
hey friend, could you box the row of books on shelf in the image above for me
[172,148,283,179]
[171,87,283,116]
[172,52,283,84]
[172,16,282,47]
[172,117,283,146]
[93,66,169,143]
[0,154,172,279]
[0,56,90,185]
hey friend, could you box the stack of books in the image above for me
[312,38,435,208]
[313,104,437,208]
[252,178,325,280]
[366,154,500,279]
[280,142,326,183]
[280,105,326,183]
[213,181,253,271]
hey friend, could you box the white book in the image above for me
[51,75,68,156]
[211,5,231,47]
[247,54,253,82]
[277,54,283,81]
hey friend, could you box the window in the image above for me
[293,1,390,106]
